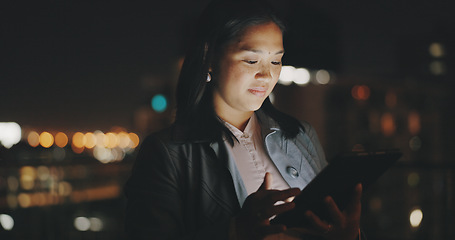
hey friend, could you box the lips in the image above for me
[248,87,267,97]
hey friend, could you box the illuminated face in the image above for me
[212,22,284,120]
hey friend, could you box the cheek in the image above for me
[222,65,250,88]
[273,67,282,80]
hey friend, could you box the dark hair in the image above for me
[175,0,301,142]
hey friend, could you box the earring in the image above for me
[206,72,212,82]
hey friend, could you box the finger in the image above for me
[304,210,332,233]
[262,201,296,219]
[346,183,362,214]
[266,188,301,204]
[258,172,273,191]
[324,196,343,225]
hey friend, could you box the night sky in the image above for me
[1,0,454,132]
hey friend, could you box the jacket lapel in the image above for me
[198,141,241,214]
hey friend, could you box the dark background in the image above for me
[1,0,454,239]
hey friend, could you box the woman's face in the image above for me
[212,22,284,119]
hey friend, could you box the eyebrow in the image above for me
[240,47,285,55]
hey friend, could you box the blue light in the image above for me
[151,94,167,113]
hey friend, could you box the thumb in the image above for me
[258,172,273,191]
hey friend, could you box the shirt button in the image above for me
[242,133,249,138]
[286,167,299,178]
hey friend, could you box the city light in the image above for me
[17,193,31,208]
[409,136,422,151]
[294,68,310,85]
[73,216,104,232]
[408,111,421,135]
[429,60,446,75]
[117,132,130,149]
[39,132,54,148]
[84,132,96,149]
[315,69,330,84]
[278,66,295,85]
[20,166,37,190]
[410,208,423,228]
[55,132,68,148]
[74,217,90,231]
[0,122,22,149]
[407,172,420,187]
[72,132,86,149]
[129,133,140,148]
[37,166,50,181]
[22,127,140,161]
[0,214,14,231]
[27,131,40,147]
[89,217,103,232]
[381,112,396,136]
[351,85,370,101]
[429,42,445,58]
[151,94,168,113]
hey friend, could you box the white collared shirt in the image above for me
[222,114,290,195]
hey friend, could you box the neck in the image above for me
[216,109,253,132]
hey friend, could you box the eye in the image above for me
[243,60,258,64]
[271,61,282,65]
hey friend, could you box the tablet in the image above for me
[271,149,402,228]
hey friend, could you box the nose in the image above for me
[255,64,272,82]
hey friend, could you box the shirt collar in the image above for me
[221,113,258,139]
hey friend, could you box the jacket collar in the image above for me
[169,109,282,144]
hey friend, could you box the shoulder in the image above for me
[299,120,313,135]
[137,123,215,163]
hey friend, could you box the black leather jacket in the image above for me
[125,124,240,239]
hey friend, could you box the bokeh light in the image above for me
[129,133,140,148]
[0,122,22,148]
[89,217,103,232]
[105,132,118,148]
[351,85,370,101]
[17,193,31,208]
[27,131,40,147]
[278,66,295,85]
[7,176,19,192]
[409,136,422,151]
[429,60,446,75]
[54,132,68,148]
[95,131,106,148]
[410,208,423,228]
[37,166,50,181]
[39,132,54,148]
[72,132,86,149]
[20,166,37,190]
[315,69,330,84]
[429,42,445,58]
[74,217,90,231]
[58,181,73,196]
[151,94,168,113]
[117,132,130,149]
[408,172,420,187]
[0,214,14,230]
[84,132,96,149]
[381,113,396,136]
[294,68,310,85]
[408,111,421,135]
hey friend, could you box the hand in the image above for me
[234,172,301,240]
[294,183,363,240]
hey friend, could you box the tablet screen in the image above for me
[271,149,402,228]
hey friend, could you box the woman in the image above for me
[125,0,362,239]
